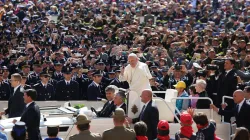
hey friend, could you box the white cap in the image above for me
[44,120,62,127]
[15,121,26,126]
[193,63,202,69]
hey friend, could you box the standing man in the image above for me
[127,89,159,140]
[216,58,237,122]
[0,73,25,118]
[55,66,79,100]
[0,69,11,100]
[18,89,42,140]
[33,70,55,101]
[26,61,43,86]
[211,90,250,131]
[102,108,136,140]
[87,70,103,100]
[119,53,152,95]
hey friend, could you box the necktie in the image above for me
[139,105,146,120]
[236,104,240,113]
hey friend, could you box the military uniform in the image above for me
[0,81,11,100]
[55,66,79,100]
[102,108,136,140]
[33,82,55,101]
[26,72,41,86]
[69,114,101,140]
[69,131,102,140]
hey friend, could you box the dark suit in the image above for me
[0,82,11,100]
[132,100,159,140]
[87,82,101,101]
[20,102,42,140]
[218,100,250,131]
[98,101,116,117]
[5,86,25,118]
[55,80,79,101]
[217,69,237,122]
[115,103,127,114]
[33,83,55,101]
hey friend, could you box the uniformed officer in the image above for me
[33,70,55,101]
[20,72,32,90]
[0,69,11,100]
[87,70,103,101]
[44,121,63,140]
[55,66,79,100]
[51,61,64,82]
[26,60,43,86]
[18,61,31,76]
[69,114,102,140]
[102,108,136,140]
[2,66,10,84]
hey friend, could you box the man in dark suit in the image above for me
[127,89,159,140]
[55,66,79,100]
[0,73,25,118]
[33,70,55,101]
[113,91,127,114]
[216,58,238,122]
[87,70,103,101]
[211,90,250,131]
[14,89,42,140]
[92,85,117,117]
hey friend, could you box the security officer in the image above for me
[33,70,55,101]
[0,69,11,100]
[87,70,103,101]
[26,60,43,86]
[18,61,31,76]
[55,66,79,100]
[51,61,64,82]
[20,72,32,90]
[44,121,63,140]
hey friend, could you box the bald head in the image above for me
[140,89,152,103]
[128,53,139,68]
[233,90,245,104]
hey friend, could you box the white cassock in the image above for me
[119,61,152,118]
[119,61,152,95]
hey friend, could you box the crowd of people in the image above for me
[1,0,250,139]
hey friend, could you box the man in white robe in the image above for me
[119,53,152,95]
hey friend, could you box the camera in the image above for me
[174,64,182,71]
[206,64,219,71]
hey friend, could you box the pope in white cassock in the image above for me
[119,53,152,95]
[119,53,153,118]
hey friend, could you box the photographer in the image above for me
[166,64,193,89]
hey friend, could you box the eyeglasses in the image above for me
[43,75,50,78]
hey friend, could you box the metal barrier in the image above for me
[153,97,181,123]
[170,97,214,120]
[222,96,234,122]
[152,91,166,97]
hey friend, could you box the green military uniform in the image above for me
[69,130,102,140]
[102,108,136,140]
[102,126,136,140]
[69,114,102,140]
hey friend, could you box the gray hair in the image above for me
[196,79,207,89]
[105,85,118,94]
[116,91,126,102]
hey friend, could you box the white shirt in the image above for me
[65,80,70,85]
[26,101,34,108]
[13,85,21,94]
[119,61,152,94]
[116,103,124,108]
[225,69,232,76]
[238,99,245,113]
[93,81,99,87]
